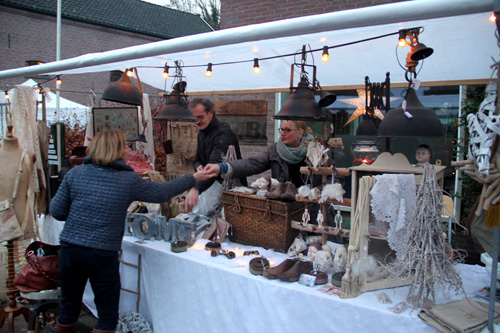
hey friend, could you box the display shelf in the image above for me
[291,220,350,238]
[342,152,446,298]
[294,165,352,245]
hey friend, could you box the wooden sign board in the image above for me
[213,100,267,116]
[214,100,268,145]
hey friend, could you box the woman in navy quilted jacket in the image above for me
[50,129,215,333]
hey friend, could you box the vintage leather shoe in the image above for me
[265,182,287,200]
[277,260,313,282]
[249,257,270,275]
[280,182,298,201]
[262,258,298,279]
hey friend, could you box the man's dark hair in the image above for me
[189,98,215,114]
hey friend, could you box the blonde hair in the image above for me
[86,130,126,165]
[291,120,312,138]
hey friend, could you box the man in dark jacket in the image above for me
[185,98,246,212]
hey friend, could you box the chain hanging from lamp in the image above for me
[274,45,336,121]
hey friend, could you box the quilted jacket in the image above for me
[50,158,196,251]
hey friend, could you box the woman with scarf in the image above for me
[204,120,315,189]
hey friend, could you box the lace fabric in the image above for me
[370,174,416,257]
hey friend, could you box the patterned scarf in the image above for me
[277,137,307,164]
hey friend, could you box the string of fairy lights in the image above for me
[1,22,460,100]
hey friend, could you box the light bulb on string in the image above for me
[126,68,133,77]
[4,91,9,100]
[253,58,260,74]
[490,13,497,22]
[206,63,213,77]
[56,75,62,86]
[398,29,407,47]
[321,46,329,62]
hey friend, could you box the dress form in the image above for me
[0,125,31,332]
[0,126,36,238]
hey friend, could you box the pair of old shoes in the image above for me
[265,182,297,201]
[262,258,314,282]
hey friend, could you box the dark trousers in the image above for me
[58,242,120,331]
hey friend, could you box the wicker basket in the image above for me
[222,191,307,253]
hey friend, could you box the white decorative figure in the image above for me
[312,250,333,272]
[467,82,500,176]
[317,210,324,227]
[332,246,348,273]
[287,235,307,257]
[302,208,310,226]
[319,183,345,204]
[334,210,343,229]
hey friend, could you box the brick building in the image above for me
[220,0,405,29]
[0,0,213,106]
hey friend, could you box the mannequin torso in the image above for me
[0,134,36,238]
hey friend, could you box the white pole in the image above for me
[454,86,465,224]
[56,0,62,170]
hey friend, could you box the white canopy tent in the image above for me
[0,79,89,137]
[0,0,496,93]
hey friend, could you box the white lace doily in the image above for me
[370,174,416,257]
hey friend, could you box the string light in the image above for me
[163,64,169,79]
[205,63,213,77]
[321,46,329,62]
[398,29,407,47]
[126,68,133,77]
[144,29,407,80]
[56,75,62,85]
[490,13,497,23]
[4,91,9,100]
[253,58,260,74]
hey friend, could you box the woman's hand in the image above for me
[203,164,221,175]
[193,168,217,181]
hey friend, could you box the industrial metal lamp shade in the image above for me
[154,82,195,122]
[274,77,328,121]
[102,72,143,106]
[410,42,434,61]
[356,115,377,136]
[378,88,443,137]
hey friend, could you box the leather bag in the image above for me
[13,241,60,293]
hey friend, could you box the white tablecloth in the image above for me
[116,236,491,333]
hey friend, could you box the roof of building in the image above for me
[0,0,213,39]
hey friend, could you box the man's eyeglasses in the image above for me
[195,113,207,121]
[278,127,296,134]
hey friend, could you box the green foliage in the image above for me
[198,0,220,30]
[62,114,87,156]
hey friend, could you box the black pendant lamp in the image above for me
[378,88,442,137]
[102,70,142,106]
[274,77,328,121]
[356,114,377,136]
[154,81,195,122]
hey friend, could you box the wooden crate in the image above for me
[222,191,307,253]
